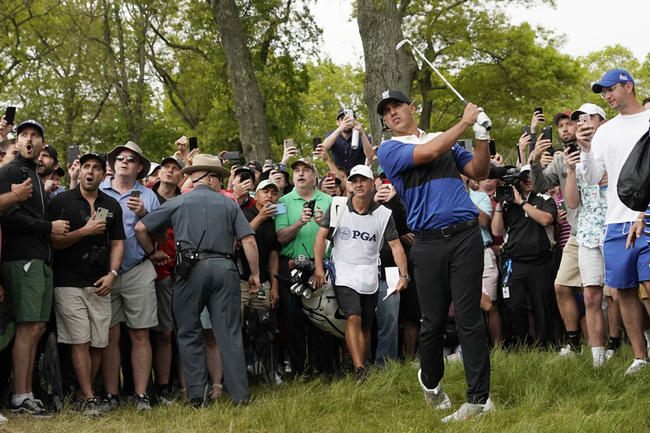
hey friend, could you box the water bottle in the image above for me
[351,129,359,150]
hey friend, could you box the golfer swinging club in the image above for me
[376,90,493,422]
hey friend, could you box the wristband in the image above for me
[636,219,645,222]
[495,208,503,212]
[110,270,119,278]
[147,247,156,256]
[399,275,410,281]
[12,191,20,201]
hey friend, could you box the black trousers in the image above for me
[501,258,556,347]
[411,226,490,404]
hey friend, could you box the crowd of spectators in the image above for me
[0,67,649,424]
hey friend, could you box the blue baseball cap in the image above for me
[592,69,635,93]
[16,120,45,139]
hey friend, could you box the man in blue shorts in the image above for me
[580,69,650,374]
[376,90,493,422]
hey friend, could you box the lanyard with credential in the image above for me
[502,258,512,299]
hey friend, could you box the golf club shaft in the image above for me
[396,39,467,106]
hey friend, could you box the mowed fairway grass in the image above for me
[4,345,650,433]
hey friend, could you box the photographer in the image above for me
[491,165,557,346]
[322,108,373,171]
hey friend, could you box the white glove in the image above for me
[473,111,491,140]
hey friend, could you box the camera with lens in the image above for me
[88,245,108,265]
[490,166,527,203]
[175,242,199,279]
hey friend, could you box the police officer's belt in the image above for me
[414,219,478,240]
[197,251,234,261]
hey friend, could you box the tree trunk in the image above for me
[357,0,416,145]
[208,0,272,161]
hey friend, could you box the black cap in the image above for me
[43,144,59,162]
[248,160,262,172]
[234,165,256,178]
[79,152,107,172]
[55,167,65,178]
[376,90,411,115]
[336,108,356,120]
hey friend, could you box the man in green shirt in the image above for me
[274,159,331,375]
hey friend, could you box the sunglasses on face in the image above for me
[115,155,137,163]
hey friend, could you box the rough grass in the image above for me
[4,345,650,433]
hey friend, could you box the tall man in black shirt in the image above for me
[49,152,125,416]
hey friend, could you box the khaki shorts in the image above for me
[54,286,111,347]
[110,260,158,329]
[1,259,53,322]
[151,276,174,332]
[555,237,583,289]
[240,280,272,327]
[578,244,604,287]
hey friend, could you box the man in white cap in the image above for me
[98,141,160,411]
[136,154,260,407]
[312,165,408,383]
[580,68,650,374]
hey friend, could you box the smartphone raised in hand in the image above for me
[188,136,198,151]
[312,137,322,151]
[68,145,80,163]
[541,126,552,142]
[4,107,16,125]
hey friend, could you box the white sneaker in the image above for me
[417,369,451,410]
[0,412,7,423]
[592,347,606,368]
[624,358,648,375]
[441,397,494,422]
[605,349,615,361]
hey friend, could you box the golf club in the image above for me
[396,38,491,130]
[397,39,468,105]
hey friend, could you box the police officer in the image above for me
[135,154,260,406]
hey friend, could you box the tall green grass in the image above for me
[5,345,650,433]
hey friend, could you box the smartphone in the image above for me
[270,203,287,215]
[68,145,80,163]
[578,113,591,126]
[60,209,69,221]
[534,107,543,114]
[284,139,295,149]
[188,136,198,151]
[130,190,141,198]
[382,178,392,190]
[264,159,273,166]
[557,200,566,212]
[343,108,354,119]
[488,139,496,156]
[222,151,240,161]
[312,137,322,151]
[95,207,108,221]
[458,139,472,152]
[20,167,29,181]
[4,107,16,125]
[565,142,578,155]
[239,170,251,182]
[541,126,552,142]
[327,172,336,183]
